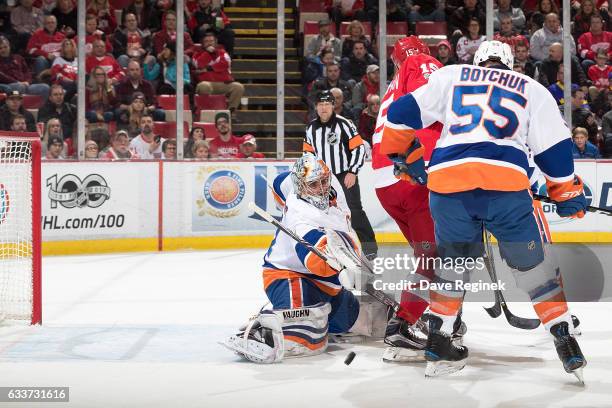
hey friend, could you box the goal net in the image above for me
[0,132,41,324]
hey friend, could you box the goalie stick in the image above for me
[483,230,541,330]
[533,193,611,216]
[248,202,401,314]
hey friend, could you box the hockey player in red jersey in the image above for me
[373,37,464,362]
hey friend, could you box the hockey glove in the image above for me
[388,138,427,185]
[549,175,587,219]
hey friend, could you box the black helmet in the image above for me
[316,90,335,105]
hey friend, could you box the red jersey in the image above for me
[372,53,443,188]
[209,135,241,158]
[588,64,612,90]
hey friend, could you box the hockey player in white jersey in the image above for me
[381,41,587,381]
[223,154,364,363]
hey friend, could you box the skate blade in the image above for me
[425,359,467,377]
[382,347,425,363]
[572,367,585,386]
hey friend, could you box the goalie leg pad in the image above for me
[276,302,332,358]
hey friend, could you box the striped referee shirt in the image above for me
[303,113,366,175]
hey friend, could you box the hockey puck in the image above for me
[344,351,356,365]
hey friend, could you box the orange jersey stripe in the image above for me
[284,335,327,351]
[533,292,568,324]
[349,135,364,150]
[263,269,305,290]
[304,237,339,277]
[428,162,530,193]
[380,127,416,155]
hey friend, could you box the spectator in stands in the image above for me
[192,139,210,159]
[79,14,113,56]
[601,107,612,156]
[514,40,537,78]
[570,87,600,144]
[184,125,205,158]
[547,64,572,105]
[10,114,27,132]
[88,127,111,152]
[0,90,36,132]
[303,48,337,86]
[193,31,244,123]
[152,41,192,96]
[351,64,379,119]
[326,0,367,25]
[306,19,342,63]
[27,14,66,76]
[494,15,529,54]
[45,135,64,160]
[493,0,525,32]
[102,130,137,159]
[330,87,354,121]
[52,0,77,36]
[537,43,588,88]
[11,0,44,54]
[153,10,194,57]
[308,62,351,112]
[530,13,576,61]
[117,92,150,137]
[236,134,264,159]
[86,39,125,85]
[38,84,76,138]
[189,0,234,55]
[84,140,100,160]
[209,111,241,158]
[357,94,379,147]
[50,38,78,101]
[574,0,609,41]
[386,0,408,22]
[528,0,559,35]
[126,0,161,33]
[113,12,153,68]
[0,36,49,99]
[340,40,378,84]
[341,20,372,59]
[578,14,612,73]
[115,60,165,122]
[572,126,601,158]
[130,114,164,159]
[86,66,116,123]
[588,49,611,101]
[436,40,457,66]
[407,0,446,29]
[448,0,485,43]
[87,0,117,36]
[456,17,486,64]
[161,139,177,159]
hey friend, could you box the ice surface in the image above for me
[0,250,610,408]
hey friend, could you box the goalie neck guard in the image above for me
[291,153,332,211]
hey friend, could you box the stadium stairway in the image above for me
[225,0,306,157]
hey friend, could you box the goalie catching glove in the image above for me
[388,138,427,185]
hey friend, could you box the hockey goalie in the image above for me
[223,154,368,363]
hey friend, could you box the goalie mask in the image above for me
[291,153,332,211]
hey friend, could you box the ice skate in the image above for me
[424,315,468,377]
[382,316,428,362]
[551,321,586,385]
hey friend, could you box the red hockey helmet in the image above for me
[391,36,430,68]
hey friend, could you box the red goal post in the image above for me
[0,131,41,324]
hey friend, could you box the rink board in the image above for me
[37,160,612,255]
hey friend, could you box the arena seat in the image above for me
[153,121,190,140]
[157,95,190,110]
[22,94,45,109]
[415,21,447,36]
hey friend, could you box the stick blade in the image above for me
[503,307,541,330]
[484,303,502,318]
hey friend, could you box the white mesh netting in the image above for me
[0,139,34,321]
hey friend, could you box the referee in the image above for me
[304,90,378,259]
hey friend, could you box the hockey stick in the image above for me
[533,194,612,216]
[248,202,401,314]
[483,230,541,330]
